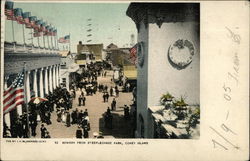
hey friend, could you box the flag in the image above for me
[48,27,54,36]
[5,1,14,20]
[29,16,37,28]
[52,29,57,36]
[41,22,47,32]
[43,25,50,36]
[34,20,42,31]
[14,8,24,24]
[59,35,70,43]
[23,12,31,28]
[129,44,137,65]
[3,71,25,114]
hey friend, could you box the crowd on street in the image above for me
[3,62,136,139]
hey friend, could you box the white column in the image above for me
[55,65,58,87]
[4,76,8,89]
[4,77,11,128]
[26,71,31,102]
[33,69,38,97]
[4,113,11,128]
[57,65,60,86]
[44,67,49,95]
[39,68,44,98]
[49,66,53,92]
[53,65,56,89]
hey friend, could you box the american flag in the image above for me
[129,44,138,65]
[5,1,14,20]
[14,8,24,24]
[3,72,25,114]
[59,35,70,43]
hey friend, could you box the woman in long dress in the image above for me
[62,111,66,123]
[66,112,71,127]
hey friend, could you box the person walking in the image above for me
[78,95,82,106]
[106,92,110,102]
[30,120,37,137]
[115,88,119,97]
[66,111,71,127]
[76,126,83,138]
[82,95,86,106]
[111,98,116,111]
[40,124,47,138]
[110,87,113,96]
[103,93,106,102]
[83,125,89,138]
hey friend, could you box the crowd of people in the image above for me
[3,62,136,139]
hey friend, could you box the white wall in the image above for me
[148,21,200,106]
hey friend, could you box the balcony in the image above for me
[4,41,59,55]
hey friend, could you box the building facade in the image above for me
[127,3,200,138]
[3,42,61,130]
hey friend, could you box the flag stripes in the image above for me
[3,72,25,114]
[129,44,138,65]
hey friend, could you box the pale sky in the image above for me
[4,2,137,52]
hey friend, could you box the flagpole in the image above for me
[37,34,40,49]
[22,24,26,45]
[56,34,59,50]
[54,33,57,50]
[47,35,50,50]
[23,62,31,138]
[11,20,16,51]
[43,33,45,49]
[69,33,71,52]
[50,35,53,50]
[30,29,34,50]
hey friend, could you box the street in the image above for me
[34,70,134,138]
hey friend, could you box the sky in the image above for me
[4,2,137,52]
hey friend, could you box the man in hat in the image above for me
[83,125,89,138]
[40,124,47,138]
[106,92,110,102]
[78,95,82,106]
[83,109,88,117]
[82,95,86,106]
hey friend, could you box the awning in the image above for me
[123,65,137,79]
[76,60,86,65]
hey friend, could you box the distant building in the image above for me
[59,51,80,90]
[127,3,200,138]
[76,41,103,67]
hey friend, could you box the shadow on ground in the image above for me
[99,112,134,138]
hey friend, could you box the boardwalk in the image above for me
[34,70,134,138]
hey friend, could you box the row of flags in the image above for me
[4,1,57,37]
